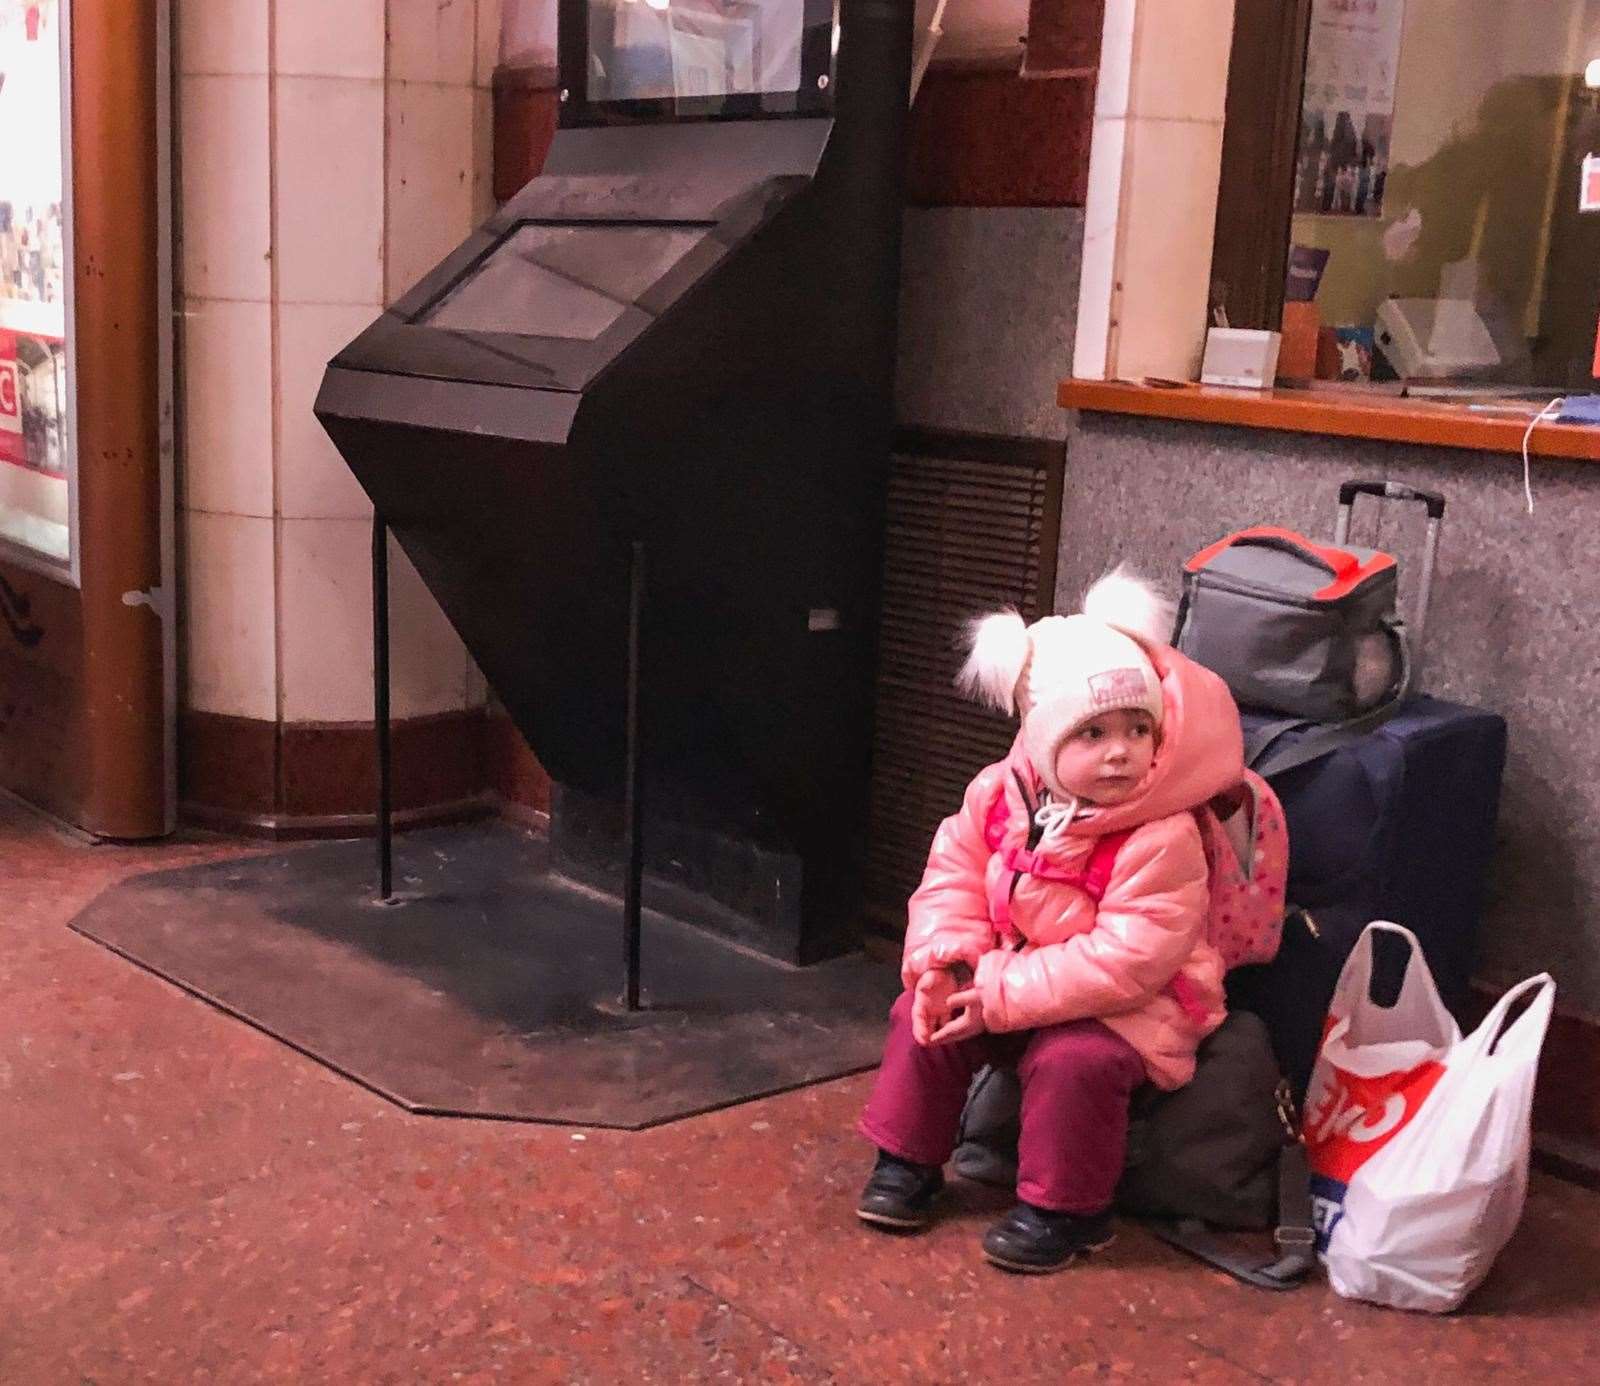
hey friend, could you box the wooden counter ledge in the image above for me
[1057,378,1600,464]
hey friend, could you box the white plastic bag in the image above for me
[1304,922,1555,1313]
[1304,925,1459,1262]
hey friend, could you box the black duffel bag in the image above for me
[953,1012,1314,1290]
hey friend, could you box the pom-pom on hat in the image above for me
[957,568,1174,799]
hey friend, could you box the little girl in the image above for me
[857,570,1245,1273]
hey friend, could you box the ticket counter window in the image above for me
[1238,0,1600,396]
[0,0,74,570]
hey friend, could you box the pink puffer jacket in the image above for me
[900,642,1245,1090]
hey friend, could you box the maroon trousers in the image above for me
[858,991,1146,1214]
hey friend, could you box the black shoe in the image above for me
[981,1203,1115,1273]
[856,1152,946,1232]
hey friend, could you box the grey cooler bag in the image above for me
[1172,482,1444,770]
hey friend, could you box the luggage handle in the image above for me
[1334,479,1445,689]
[1186,526,1376,601]
[1337,480,1446,521]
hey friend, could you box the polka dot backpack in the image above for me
[1194,768,1289,970]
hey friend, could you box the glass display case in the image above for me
[0,0,75,572]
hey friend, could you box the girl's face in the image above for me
[1053,708,1157,806]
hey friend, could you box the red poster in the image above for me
[0,328,27,467]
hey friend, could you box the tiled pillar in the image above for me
[177,2,277,732]
[1073,0,1235,382]
[176,1,504,832]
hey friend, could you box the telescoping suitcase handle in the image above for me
[1333,480,1445,691]
[1337,480,1445,521]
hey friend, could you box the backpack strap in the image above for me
[1079,830,1134,902]
[1145,1143,1317,1292]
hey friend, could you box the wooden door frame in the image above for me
[0,0,171,837]
[1208,0,1314,332]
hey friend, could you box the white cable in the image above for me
[1521,397,1565,516]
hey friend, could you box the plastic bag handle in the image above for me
[1331,920,1447,1026]
[1336,920,1425,1006]
[1474,974,1557,1063]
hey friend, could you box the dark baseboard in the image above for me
[180,707,553,841]
[492,796,551,836]
[179,794,496,843]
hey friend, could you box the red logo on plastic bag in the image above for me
[1303,1057,1447,1185]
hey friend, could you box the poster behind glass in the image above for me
[0,0,72,565]
[1294,0,1406,219]
[587,0,808,104]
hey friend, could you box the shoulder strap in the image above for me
[1247,698,1399,779]
[1144,1143,1317,1292]
[1080,830,1135,901]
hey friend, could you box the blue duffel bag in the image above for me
[1229,695,1507,1094]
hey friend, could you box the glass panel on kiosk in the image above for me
[561,0,836,124]
[420,223,711,340]
[588,0,808,103]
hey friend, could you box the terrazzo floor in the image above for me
[4,794,1599,1384]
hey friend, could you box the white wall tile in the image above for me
[181,297,274,517]
[1113,117,1227,382]
[279,520,470,721]
[177,0,269,76]
[390,538,473,718]
[1126,0,1235,123]
[471,87,497,224]
[388,0,477,85]
[274,77,385,305]
[385,82,476,304]
[1072,116,1128,381]
[276,304,378,520]
[1094,0,1137,119]
[275,0,385,79]
[183,510,277,719]
[179,74,272,301]
[476,0,504,88]
[500,0,557,67]
[278,518,377,722]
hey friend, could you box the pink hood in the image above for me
[1062,639,1244,837]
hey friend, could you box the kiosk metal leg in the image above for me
[623,541,646,1010]
[373,515,393,903]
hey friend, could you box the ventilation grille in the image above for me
[864,431,1063,933]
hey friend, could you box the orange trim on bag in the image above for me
[1185,525,1396,602]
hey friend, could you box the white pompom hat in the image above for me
[957,568,1175,799]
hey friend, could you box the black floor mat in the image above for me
[69,823,898,1128]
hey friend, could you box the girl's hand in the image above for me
[928,988,986,1046]
[911,968,957,1045]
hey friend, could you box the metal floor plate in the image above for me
[70,823,898,1129]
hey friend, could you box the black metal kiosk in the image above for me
[316,0,913,982]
